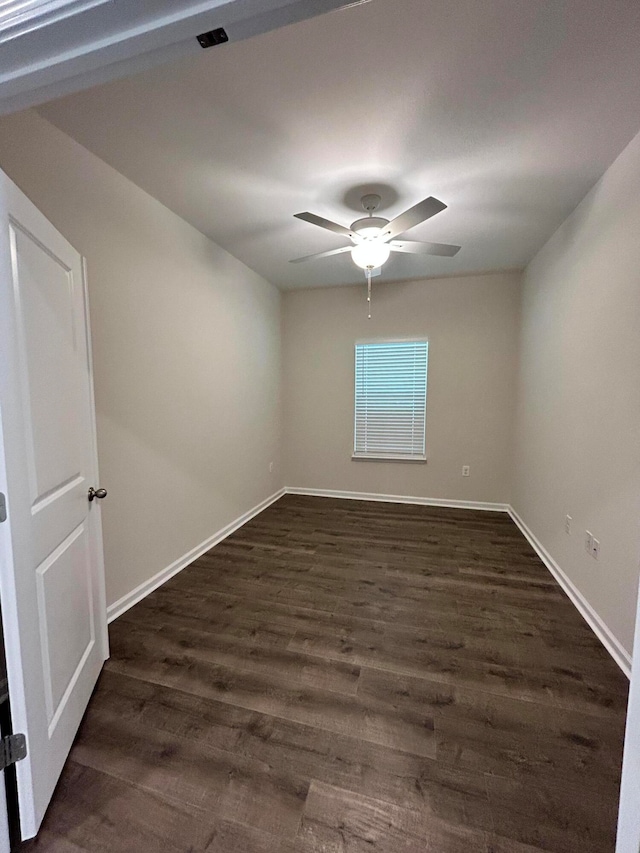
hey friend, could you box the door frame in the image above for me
[615,568,640,853]
[0,253,108,843]
[0,603,20,853]
[0,777,12,853]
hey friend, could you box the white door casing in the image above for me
[0,169,108,838]
[616,570,640,853]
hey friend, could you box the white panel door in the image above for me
[0,169,108,838]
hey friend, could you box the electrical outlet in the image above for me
[565,515,572,534]
[462,465,470,477]
[592,537,600,559]
[585,531,593,553]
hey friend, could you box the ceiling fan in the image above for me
[289,193,461,318]
[289,193,461,273]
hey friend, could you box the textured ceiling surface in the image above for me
[38,0,640,289]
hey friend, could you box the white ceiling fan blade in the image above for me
[294,211,357,240]
[289,245,353,264]
[379,197,447,242]
[390,239,461,257]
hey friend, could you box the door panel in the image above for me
[11,221,83,509]
[35,522,94,729]
[0,170,108,839]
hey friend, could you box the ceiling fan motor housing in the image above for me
[351,216,389,234]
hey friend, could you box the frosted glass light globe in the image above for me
[351,240,391,270]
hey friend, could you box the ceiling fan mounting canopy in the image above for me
[360,193,382,213]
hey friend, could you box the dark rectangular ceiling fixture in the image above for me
[197,27,229,48]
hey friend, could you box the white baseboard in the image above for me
[285,486,509,513]
[508,506,632,679]
[106,488,286,623]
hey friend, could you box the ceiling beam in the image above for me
[0,0,363,115]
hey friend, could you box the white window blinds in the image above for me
[354,341,428,460]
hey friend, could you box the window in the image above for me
[353,340,428,461]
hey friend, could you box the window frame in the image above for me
[352,338,429,463]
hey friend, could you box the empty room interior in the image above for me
[0,0,640,851]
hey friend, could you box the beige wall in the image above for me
[282,272,521,504]
[512,129,640,658]
[0,110,283,609]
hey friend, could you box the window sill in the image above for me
[351,454,427,464]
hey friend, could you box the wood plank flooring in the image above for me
[22,495,629,852]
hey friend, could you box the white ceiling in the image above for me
[37,0,640,290]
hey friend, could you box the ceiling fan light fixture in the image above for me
[351,240,391,270]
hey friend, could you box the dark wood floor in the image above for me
[23,495,629,852]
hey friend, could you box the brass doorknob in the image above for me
[88,487,107,502]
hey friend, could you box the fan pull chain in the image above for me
[366,269,372,319]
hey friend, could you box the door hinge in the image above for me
[0,734,26,770]
[0,492,6,523]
